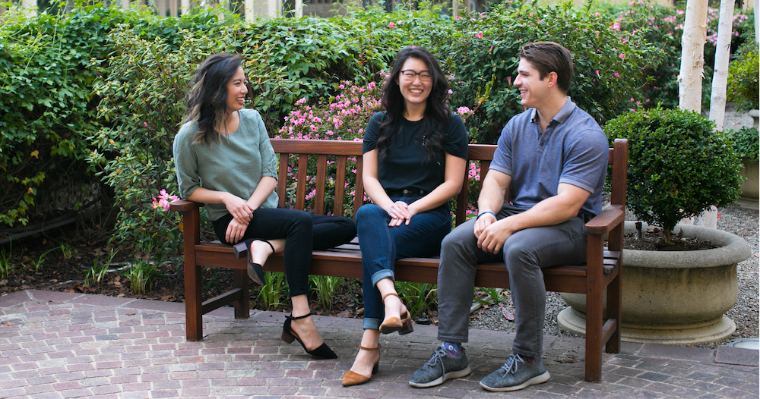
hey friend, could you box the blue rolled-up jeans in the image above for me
[355,196,452,330]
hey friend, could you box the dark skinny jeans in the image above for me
[213,207,357,297]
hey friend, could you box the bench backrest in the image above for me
[270,139,628,225]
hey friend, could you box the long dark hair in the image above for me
[183,53,249,145]
[377,47,450,162]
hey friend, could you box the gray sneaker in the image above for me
[409,344,472,388]
[479,354,550,392]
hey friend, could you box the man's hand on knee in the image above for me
[473,212,496,238]
[477,217,516,254]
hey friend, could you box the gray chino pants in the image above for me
[436,204,588,358]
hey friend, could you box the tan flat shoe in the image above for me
[342,344,380,387]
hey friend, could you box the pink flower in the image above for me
[594,12,600,17]
[489,46,494,52]
[143,122,149,127]
[619,53,625,59]
[457,106,472,115]
[389,22,396,28]
[614,72,620,78]
[475,32,484,39]
[455,15,461,20]
[630,98,635,102]
[447,89,453,94]
[158,199,170,211]
[595,70,600,76]
[296,98,307,105]
[339,84,345,89]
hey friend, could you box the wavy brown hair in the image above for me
[183,53,250,145]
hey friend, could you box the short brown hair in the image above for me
[519,42,574,94]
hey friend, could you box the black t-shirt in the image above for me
[362,112,469,195]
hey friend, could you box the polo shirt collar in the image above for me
[529,96,577,125]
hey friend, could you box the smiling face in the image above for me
[396,57,433,113]
[225,67,248,114]
[514,58,553,109]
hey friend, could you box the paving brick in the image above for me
[7,290,759,399]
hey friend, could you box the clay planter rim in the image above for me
[622,221,752,268]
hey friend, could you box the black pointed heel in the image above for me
[234,239,274,286]
[282,313,337,359]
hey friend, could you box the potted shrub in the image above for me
[726,126,760,200]
[727,49,759,126]
[558,107,751,344]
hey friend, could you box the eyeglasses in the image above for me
[400,69,432,82]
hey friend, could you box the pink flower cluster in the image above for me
[278,80,382,142]
[151,189,179,211]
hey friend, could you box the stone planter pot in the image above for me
[739,158,759,200]
[737,109,760,209]
[749,109,759,128]
[558,222,751,345]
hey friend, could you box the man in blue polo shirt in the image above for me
[409,42,610,392]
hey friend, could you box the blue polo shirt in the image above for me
[490,98,609,217]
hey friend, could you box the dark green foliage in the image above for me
[590,1,755,111]
[726,127,759,162]
[727,51,759,112]
[604,108,743,242]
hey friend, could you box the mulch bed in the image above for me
[623,227,719,251]
[0,231,365,318]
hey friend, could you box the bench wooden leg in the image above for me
[606,270,622,354]
[233,269,250,319]
[585,237,604,382]
[585,293,603,381]
[185,263,203,341]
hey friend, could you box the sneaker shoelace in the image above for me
[426,346,449,375]
[499,354,525,376]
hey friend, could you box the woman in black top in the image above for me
[342,47,468,386]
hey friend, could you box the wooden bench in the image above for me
[170,138,629,382]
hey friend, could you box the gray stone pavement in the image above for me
[0,290,757,399]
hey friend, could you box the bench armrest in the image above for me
[169,199,202,212]
[584,205,625,235]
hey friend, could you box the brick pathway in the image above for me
[0,290,757,398]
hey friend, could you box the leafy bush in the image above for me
[726,127,759,162]
[385,2,655,143]
[2,2,654,251]
[727,51,759,111]
[590,1,754,110]
[0,6,124,227]
[604,107,742,243]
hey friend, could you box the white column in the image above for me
[245,0,254,21]
[181,0,190,16]
[678,0,709,113]
[122,0,130,9]
[21,0,37,17]
[267,0,278,16]
[295,0,302,17]
[708,0,735,131]
[158,0,167,16]
[170,0,178,16]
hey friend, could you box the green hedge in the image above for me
[3,2,657,254]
